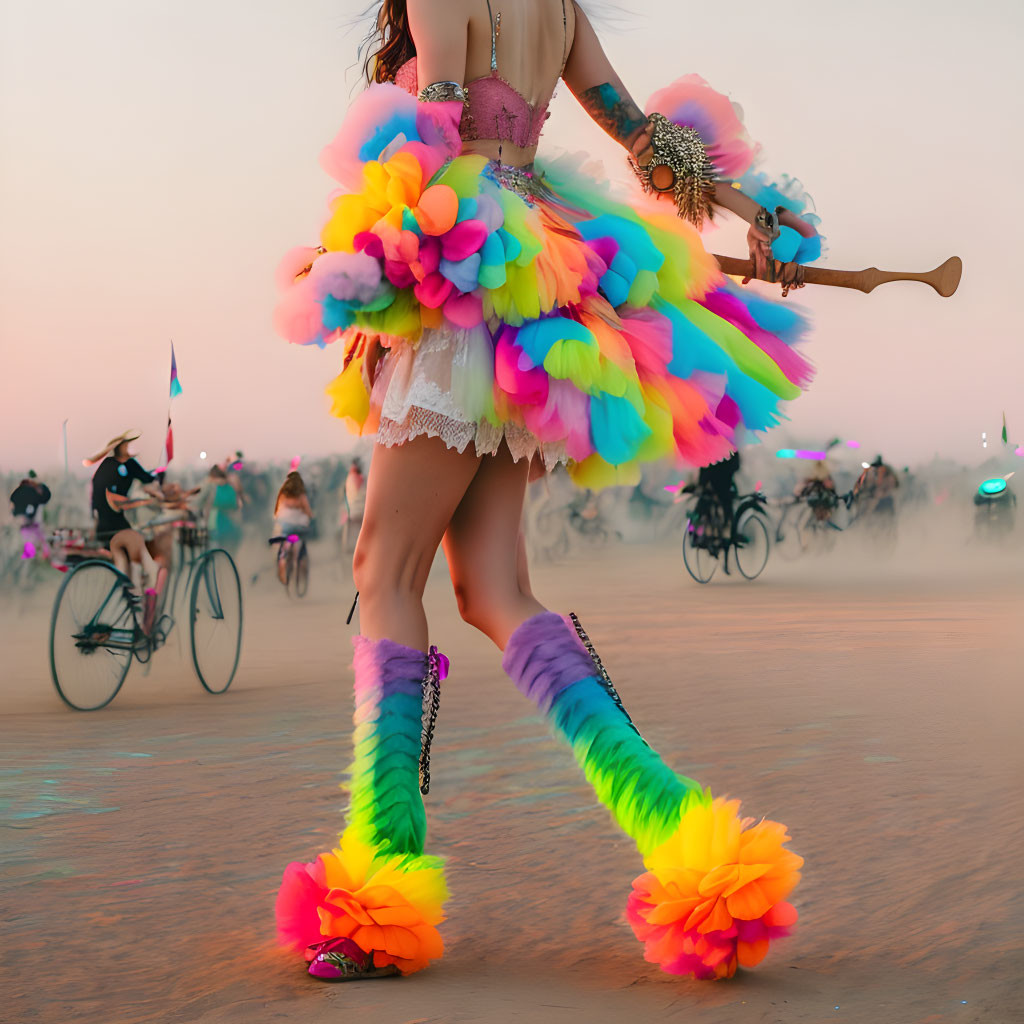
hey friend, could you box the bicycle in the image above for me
[48,518,243,711]
[774,488,850,560]
[1,521,61,591]
[270,532,310,597]
[680,488,772,584]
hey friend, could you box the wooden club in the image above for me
[712,254,962,297]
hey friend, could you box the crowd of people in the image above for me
[7,437,1016,600]
[4,433,370,609]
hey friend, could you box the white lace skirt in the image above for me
[373,325,568,467]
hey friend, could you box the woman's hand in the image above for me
[746,222,774,283]
[744,222,806,297]
[776,261,805,297]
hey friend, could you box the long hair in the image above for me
[362,1,415,84]
[277,471,307,502]
[356,2,628,86]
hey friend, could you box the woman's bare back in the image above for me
[409,0,577,165]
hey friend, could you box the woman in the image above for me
[86,431,164,595]
[273,471,314,582]
[340,457,366,552]
[275,0,813,983]
[202,465,243,554]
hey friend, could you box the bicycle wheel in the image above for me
[734,511,771,580]
[190,548,243,694]
[50,560,135,710]
[295,545,310,598]
[682,522,718,584]
[283,543,294,593]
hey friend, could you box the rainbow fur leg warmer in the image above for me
[502,612,803,980]
[275,636,448,974]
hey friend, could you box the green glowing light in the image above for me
[979,478,1007,495]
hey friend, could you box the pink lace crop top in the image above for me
[392,0,567,150]
[395,58,551,150]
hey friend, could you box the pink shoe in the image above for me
[305,937,399,982]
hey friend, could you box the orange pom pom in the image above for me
[626,797,802,979]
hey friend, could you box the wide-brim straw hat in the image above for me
[83,430,140,467]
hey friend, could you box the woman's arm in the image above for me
[406,0,470,88]
[563,8,812,257]
[562,6,648,155]
[106,490,155,513]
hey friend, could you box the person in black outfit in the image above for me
[694,450,742,572]
[697,450,741,530]
[10,470,53,560]
[85,431,163,591]
[9,471,51,523]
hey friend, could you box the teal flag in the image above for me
[170,343,183,398]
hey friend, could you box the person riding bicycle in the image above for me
[85,431,166,613]
[853,455,900,517]
[139,477,201,556]
[796,461,839,524]
[9,470,52,561]
[273,471,314,584]
[697,450,741,536]
[677,450,742,572]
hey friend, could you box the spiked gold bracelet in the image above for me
[629,113,717,229]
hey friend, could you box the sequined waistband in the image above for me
[484,161,549,203]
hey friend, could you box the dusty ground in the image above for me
[2,529,1023,1024]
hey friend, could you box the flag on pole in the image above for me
[164,417,174,463]
[159,342,182,471]
[1002,411,1008,445]
[170,342,183,398]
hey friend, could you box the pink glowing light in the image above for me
[289,455,302,471]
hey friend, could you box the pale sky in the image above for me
[2,0,1022,473]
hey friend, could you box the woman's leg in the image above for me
[276,435,480,980]
[500,615,803,980]
[109,529,153,590]
[354,435,481,649]
[442,444,547,649]
[441,449,802,980]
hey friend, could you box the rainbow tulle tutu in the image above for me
[275,76,816,485]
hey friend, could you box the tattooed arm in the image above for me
[562,3,809,286]
[563,7,648,152]
[563,9,789,221]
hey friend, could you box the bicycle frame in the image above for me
[686,490,767,553]
[66,561,140,652]
[165,527,230,635]
[270,533,307,581]
[76,524,225,657]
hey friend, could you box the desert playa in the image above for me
[2,537,1022,1024]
